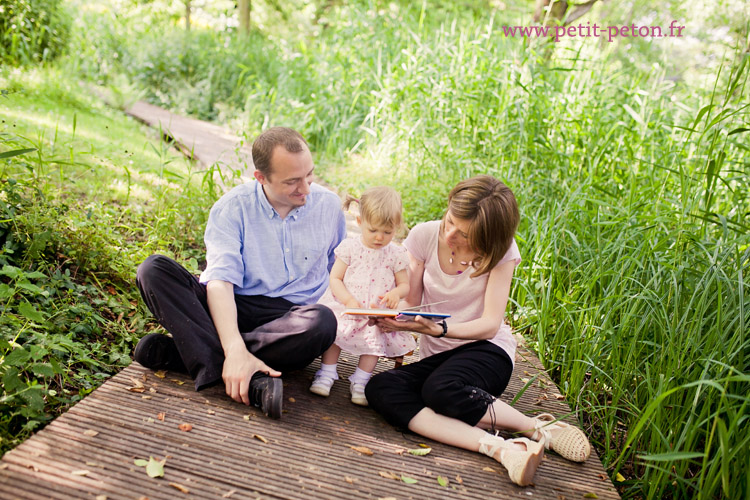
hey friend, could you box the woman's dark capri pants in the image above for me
[365,340,514,429]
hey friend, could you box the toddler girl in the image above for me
[311,186,415,406]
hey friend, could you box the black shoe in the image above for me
[249,372,283,419]
[133,333,187,372]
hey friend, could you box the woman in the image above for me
[365,175,591,486]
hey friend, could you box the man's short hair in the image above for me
[251,127,309,178]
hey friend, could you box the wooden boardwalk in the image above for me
[0,349,618,499]
[0,103,619,499]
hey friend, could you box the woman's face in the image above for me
[444,210,472,250]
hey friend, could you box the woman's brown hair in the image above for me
[445,175,519,277]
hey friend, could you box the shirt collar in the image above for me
[254,180,310,221]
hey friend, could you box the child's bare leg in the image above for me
[321,344,342,365]
[357,354,378,373]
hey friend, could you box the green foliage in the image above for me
[0,0,72,65]
[0,69,218,452]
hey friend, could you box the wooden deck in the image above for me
[0,345,618,499]
[0,102,619,499]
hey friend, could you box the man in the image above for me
[134,127,346,419]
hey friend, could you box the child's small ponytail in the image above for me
[343,194,360,212]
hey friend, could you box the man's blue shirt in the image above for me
[199,181,346,305]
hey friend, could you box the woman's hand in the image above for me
[375,316,443,337]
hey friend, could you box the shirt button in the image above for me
[285,248,290,252]
[290,275,294,279]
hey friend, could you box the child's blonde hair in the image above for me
[344,186,403,229]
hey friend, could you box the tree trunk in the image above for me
[185,0,191,31]
[239,0,251,34]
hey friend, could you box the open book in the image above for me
[343,308,450,320]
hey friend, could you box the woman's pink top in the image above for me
[403,221,521,363]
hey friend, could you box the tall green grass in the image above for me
[8,0,750,497]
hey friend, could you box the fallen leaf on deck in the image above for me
[378,471,400,480]
[553,393,565,400]
[455,474,463,484]
[142,395,152,400]
[417,443,430,448]
[134,456,166,478]
[154,370,167,379]
[149,387,157,393]
[222,489,237,498]
[169,482,190,493]
[84,430,99,437]
[583,493,598,499]
[350,446,373,456]
[178,423,193,432]
[171,379,185,385]
[127,386,146,393]
[95,495,107,500]
[400,474,417,484]
[243,415,251,421]
[207,409,216,415]
[377,497,397,500]
[482,466,496,472]
[321,416,331,420]
[345,476,355,484]
[141,373,147,382]
[407,447,431,456]
[157,412,166,421]
[437,475,449,487]
[71,470,89,476]
[288,397,296,403]
[520,377,529,383]
[253,434,268,443]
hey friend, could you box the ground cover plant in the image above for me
[0,66,226,452]
[2,0,749,498]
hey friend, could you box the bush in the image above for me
[0,0,71,65]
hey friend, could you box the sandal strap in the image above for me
[477,433,509,458]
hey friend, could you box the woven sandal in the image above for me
[478,434,544,486]
[532,413,591,463]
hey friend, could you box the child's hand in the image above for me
[380,289,401,309]
[345,299,361,309]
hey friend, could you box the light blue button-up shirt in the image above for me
[199,181,346,305]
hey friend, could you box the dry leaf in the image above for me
[288,397,296,403]
[253,434,268,444]
[149,387,157,393]
[207,409,216,415]
[154,370,167,379]
[350,446,373,456]
[141,373,148,382]
[553,393,565,400]
[482,466,496,472]
[321,416,331,420]
[169,482,190,493]
[377,498,398,500]
[520,377,529,383]
[127,386,146,393]
[83,430,99,437]
[345,476,355,484]
[378,471,400,480]
[142,395,152,400]
[157,412,166,422]
[222,490,237,498]
[95,496,108,500]
[243,415,252,421]
[171,379,185,385]
[71,470,90,476]
[583,494,599,499]
[455,474,463,485]
[0,464,8,470]
[178,423,193,432]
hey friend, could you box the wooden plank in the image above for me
[0,348,619,499]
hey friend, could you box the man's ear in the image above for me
[253,170,267,184]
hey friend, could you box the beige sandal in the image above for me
[478,433,544,486]
[532,413,591,463]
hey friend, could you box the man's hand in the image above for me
[222,348,281,405]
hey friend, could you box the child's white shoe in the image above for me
[310,374,335,397]
[350,382,368,406]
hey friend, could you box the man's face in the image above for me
[254,145,314,216]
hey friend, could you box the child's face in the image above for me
[358,217,396,249]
